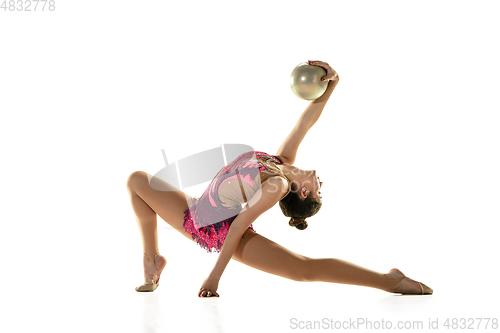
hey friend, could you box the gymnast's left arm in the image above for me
[276,61,339,165]
[298,61,339,129]
[198,177,288,297]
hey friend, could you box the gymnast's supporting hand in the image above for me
[199,275,220,298]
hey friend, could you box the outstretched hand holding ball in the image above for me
[289,60,339,100]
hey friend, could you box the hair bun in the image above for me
[289,217,308,230]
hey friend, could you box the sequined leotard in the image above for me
[182,150,291,253]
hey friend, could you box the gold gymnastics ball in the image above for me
[289,62,328,100]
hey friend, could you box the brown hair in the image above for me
[279,181,322,230]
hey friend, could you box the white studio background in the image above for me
[1,1,499,332]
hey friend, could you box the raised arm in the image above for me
[276,61,339,165]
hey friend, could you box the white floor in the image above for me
[4,225,499,333]
[6,277,498,333]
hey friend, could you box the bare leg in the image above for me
[232,230,394,291]
[233,229,433,294]
[307,257,393,290]
[127,183,161,266]
[126,171,193,290]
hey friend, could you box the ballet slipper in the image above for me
[135,253,167,292]
[386,268,433,295]
[135,282,158,292]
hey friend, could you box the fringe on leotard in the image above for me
[182,197,256,253]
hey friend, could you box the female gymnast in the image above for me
[126,60,433,297]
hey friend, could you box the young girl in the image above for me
[126,60,433,297]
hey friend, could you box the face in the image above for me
[299,170,323,202]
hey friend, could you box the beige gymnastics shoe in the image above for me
[135,253,167,292]
[386,268,433,295]
[135,282,158,292]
